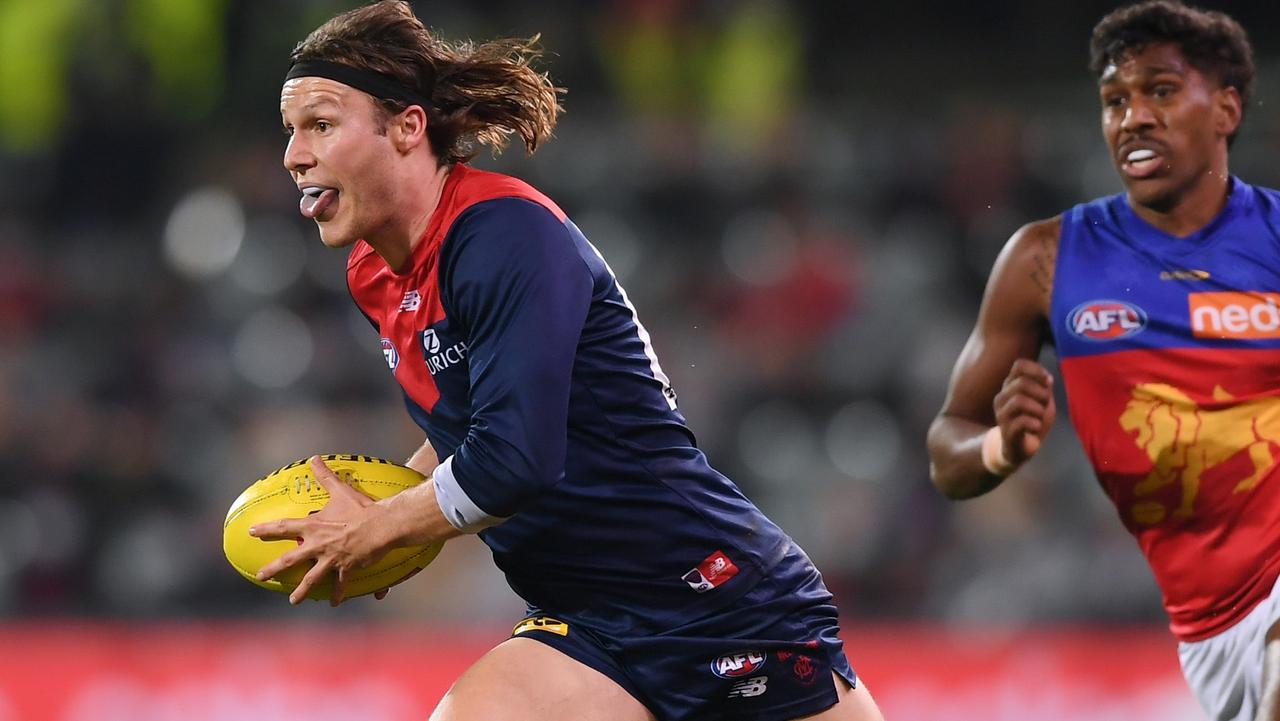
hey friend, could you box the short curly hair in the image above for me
[1090,1,1254,141]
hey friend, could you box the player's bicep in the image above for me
[939,220,1056,424]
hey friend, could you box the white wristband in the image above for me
[980,426,1018,477]
[431,455,509,533]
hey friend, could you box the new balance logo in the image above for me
[727,677,768,699]
[682,551,739,593]
[400,290,421,312]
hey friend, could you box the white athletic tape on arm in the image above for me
[432,455,509,533]
[980,426,1018,477]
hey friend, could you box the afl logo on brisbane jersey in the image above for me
[1067,299,1148,341]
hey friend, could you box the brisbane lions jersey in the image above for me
[347,164,795,633]
[1052,178,1280,641]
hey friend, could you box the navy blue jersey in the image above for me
[348,164,795,634]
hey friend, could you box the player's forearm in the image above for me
[379,479,466,546]
[405,438,440,476]
[926,415,1007,499]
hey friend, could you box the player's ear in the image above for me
[1214,85,1242,139]
[390,105,429,153]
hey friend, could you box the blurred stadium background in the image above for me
[3,0,1279,718]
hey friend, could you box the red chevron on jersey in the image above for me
[346,164,566,413]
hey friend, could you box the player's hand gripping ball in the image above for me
[223,454,442,601]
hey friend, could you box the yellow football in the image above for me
[223,454,442,601]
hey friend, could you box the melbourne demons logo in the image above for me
[1067,299,1147,341]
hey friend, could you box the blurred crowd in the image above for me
[4,0,1280,627]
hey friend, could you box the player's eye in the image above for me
[316,120,332,132]
[282,125,294,136]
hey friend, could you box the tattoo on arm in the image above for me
[1028,231,1056,300]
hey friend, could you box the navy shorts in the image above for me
[508,548,857,721]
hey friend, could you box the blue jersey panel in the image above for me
[1052,178,1280,358]
[412,196,792,634]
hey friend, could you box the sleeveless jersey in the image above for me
[1052,177,1280,641]
[346,164,795,635]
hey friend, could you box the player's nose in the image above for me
[1120,97,1158,132]
[283,134,316,174]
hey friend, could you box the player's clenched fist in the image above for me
[991,359,1056,470]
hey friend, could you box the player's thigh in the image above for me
[793,674,884,721]
[430,637,656,721]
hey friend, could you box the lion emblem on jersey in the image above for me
[1118,383,1280,525]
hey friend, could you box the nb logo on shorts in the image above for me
[512,616,569,637]
[682,550,739,593]
[727,676,768,699]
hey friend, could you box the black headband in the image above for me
[285,59,433,109]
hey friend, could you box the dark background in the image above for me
[2,0,1278,627]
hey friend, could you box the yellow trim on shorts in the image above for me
[512,616,570,637]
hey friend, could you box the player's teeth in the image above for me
[302,187,323,197]
[1128,149,1156,162]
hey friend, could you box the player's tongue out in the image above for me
[300,187,338,219]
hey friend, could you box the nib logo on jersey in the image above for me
[422,327,468,376]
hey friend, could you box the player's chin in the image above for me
[1121,173,1180,211]
[316,224,358,249]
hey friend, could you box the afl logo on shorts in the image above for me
[712,650,766,678]
[381,338,399,370]
[1067,300,1147,341]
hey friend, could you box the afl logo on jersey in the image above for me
[1067,300,1147,341]
[380,338,399,370]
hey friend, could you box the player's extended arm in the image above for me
[927,218,1060,499]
